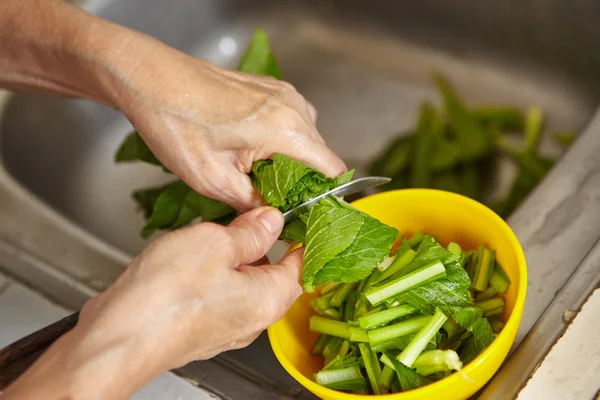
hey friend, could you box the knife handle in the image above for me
[0,312,79,390]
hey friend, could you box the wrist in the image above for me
[1,320,166,400]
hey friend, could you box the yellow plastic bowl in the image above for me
[267,189,527,400]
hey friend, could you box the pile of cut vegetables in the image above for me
[308,233,511,394]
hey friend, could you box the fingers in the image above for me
[224,206,284,265]
[245,248,304,325]
[208,165,266,212]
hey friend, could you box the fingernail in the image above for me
[258,207,283,233]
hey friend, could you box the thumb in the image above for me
[249,248,304,325]
[224,206,284,265]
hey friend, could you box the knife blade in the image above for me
[282,176,391,224]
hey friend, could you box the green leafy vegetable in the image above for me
[384,351,432,391]
[237,28,282,79]
[309,233,510,394]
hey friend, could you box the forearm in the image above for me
[0,0,163,109]
[0,322,166,400]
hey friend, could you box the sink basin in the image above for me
[2,0,600,398]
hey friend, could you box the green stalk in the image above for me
[379,365,396,391]
[374,247,417,284]
[321,282,341,295]
[311,334,330,355]
[342,291,358,322]
[472,106,523,131]
[397,309,448,367]
[412,349,463,376]
[489,318,505,334]
[367,315,432,345]
[361,306,385,318]
[447,242,462,256]
[441,316,460,338]
[323,308,341,320]
[349,326,370,343]
[310,292,333,314]
[310,316,350,339]
[379,353,394,369]
[407,232,425,249]
[376,256,396,272]
[476,286,497,302]
[359,304,419,330]
[552,131,577,148]
[489,262,511,294]
[337,340,351,357]
[358,343,385,395]
[478,297,505,317]
[314,365,366,391]
[359,268,383,294]
[471,245,496,292]
[365,261,446,305]
[386,298,406,308]
[331,282,358,308]
[323,337,343,365]
[524,106,543,153]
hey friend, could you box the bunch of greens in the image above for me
[308,233,511,394]
[114,29,399,292]
[368,75,577,219]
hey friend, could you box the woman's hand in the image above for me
[2,207,302,400]
[1,0,346,212]
[114,49,347,211]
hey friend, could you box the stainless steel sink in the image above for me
[2,0,600,399]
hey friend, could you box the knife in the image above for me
[283,176,391,224]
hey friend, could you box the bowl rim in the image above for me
[267,188,528,399]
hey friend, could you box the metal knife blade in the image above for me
[282,176,391,224]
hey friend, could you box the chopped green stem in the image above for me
[379,365,396,391]
[397,309,448,367]
[375,248,417,284]
[361,306,385,318]
[489,318,505,334]
[310,316,350,339]
[331,282,358,308]
[359,268,383,294]
[379,353,394,369]
[442,317,460,338]
[353,302,369,320]
[377,256,396,272]
[386,298,407,308]
[478,297,505,317]
[359,304,419,330]
[323,337,343,365]
[365,261,446,305]
[552,131,577,148]
[314,365,366,390]
[472,106,523,131]
[412,349,463,376]
[407,232,425,249]
[447,242,462,256]
[524,106,543,153]
[371,335,413,353]
[323,308,342,320]
[471,245,496,292]
[342,291,358,322]
[310,293,333,314]
[368,315,432,345]
[321,282,341,295]
[489,262,511,294]
[358,343,385,395]
[311,334,330,355]
[337,340,351,357]
[349,326,370,343]
[476,286,497,302]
